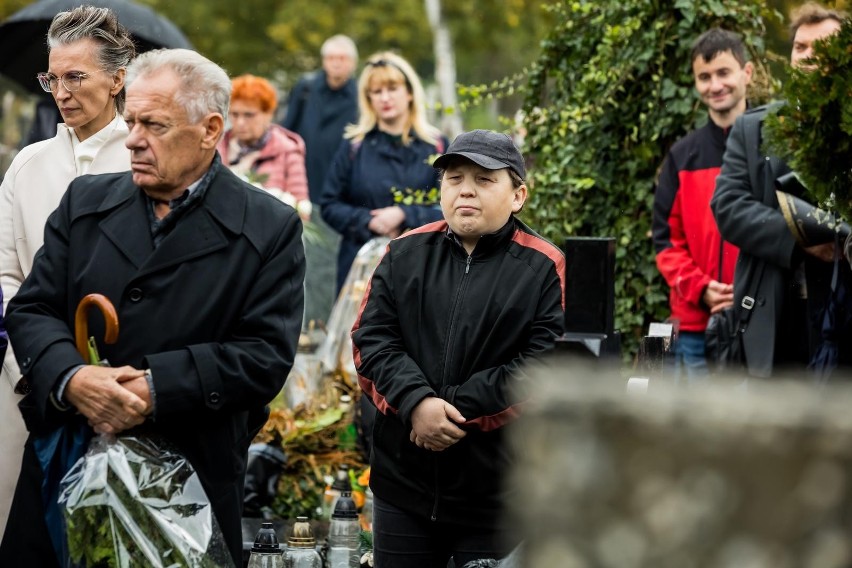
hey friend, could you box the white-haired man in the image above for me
[1,48,305,566]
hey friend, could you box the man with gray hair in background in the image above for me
[283,34,359,327]
[1,48,305,566]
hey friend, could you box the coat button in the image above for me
[209,392,221,404]
[22,357,31,368]
[128,288,143,302]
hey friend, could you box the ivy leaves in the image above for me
[764,19,852,221]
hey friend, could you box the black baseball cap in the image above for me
[433,129,526,180]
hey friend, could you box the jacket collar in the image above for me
[97,161,246,276]
[705,116,730,151]
[445,216,516,258]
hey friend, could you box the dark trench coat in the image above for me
[1,165,305,565]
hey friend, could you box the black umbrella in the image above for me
[0,0,193,95]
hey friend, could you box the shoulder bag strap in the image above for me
[737,261,765,329]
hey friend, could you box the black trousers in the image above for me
[372,496,515,568]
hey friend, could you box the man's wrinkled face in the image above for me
[123,70,217,197]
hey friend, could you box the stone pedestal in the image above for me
[508,359,852,568]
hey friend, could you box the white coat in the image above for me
[0,116,129,536]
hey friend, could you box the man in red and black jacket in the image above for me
[652,28,752,379]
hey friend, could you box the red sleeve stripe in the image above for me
[358,374,397,415]
[350,252,379,339]
[511,230,566,310]
[351,245,399,415]
[465,403,522,431]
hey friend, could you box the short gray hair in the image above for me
[321,34,358,64]
[47,5,136,113]
[125,49,230,123]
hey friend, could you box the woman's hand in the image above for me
[368,206,405,237]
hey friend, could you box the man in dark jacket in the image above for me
[653,28,752,380]
[711,2,846,378]
[283,35,358,326]
[353,130,565,566]
[1,49,304,566]
[283,34,358,204]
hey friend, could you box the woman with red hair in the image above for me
[218,74,309,211]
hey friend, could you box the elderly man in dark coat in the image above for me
[0,49,305,566]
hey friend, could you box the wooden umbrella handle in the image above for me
[74,294,119,360]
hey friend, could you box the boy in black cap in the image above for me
[353,129,565,566]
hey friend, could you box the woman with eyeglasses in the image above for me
[0,5,134,541]
[320,51,447,293]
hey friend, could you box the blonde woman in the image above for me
[320,51,447,292]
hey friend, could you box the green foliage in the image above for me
[521,0,773,361]
[764,18,852,220]
[134,0,550,96]
[64,438,227,567]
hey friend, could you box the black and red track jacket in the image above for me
[652,119,739,332]
[352,216,564,528]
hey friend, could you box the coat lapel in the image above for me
[135,168,247,279]
[97,175,154,269]
[97,167,248,278]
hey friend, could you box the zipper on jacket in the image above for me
[440,253,472,389]
[430,248,472,523]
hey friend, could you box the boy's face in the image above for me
[440,159,527,250]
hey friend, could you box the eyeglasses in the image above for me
[36,71,91,93]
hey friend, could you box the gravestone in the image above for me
[508,361,852,568]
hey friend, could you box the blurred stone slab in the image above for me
[508,359,852,568]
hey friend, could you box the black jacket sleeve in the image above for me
[352,246,436,428]
[711,111,798,270]
[441,258,564,432]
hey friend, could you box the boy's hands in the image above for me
[410,397,466,452]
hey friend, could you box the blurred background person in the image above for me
[652,28,751,381]
[321,50,447,294]
[218,74,309,210]
[283,35,359,328]
[0,5,135,538]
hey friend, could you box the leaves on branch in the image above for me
[764,19,852,221]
